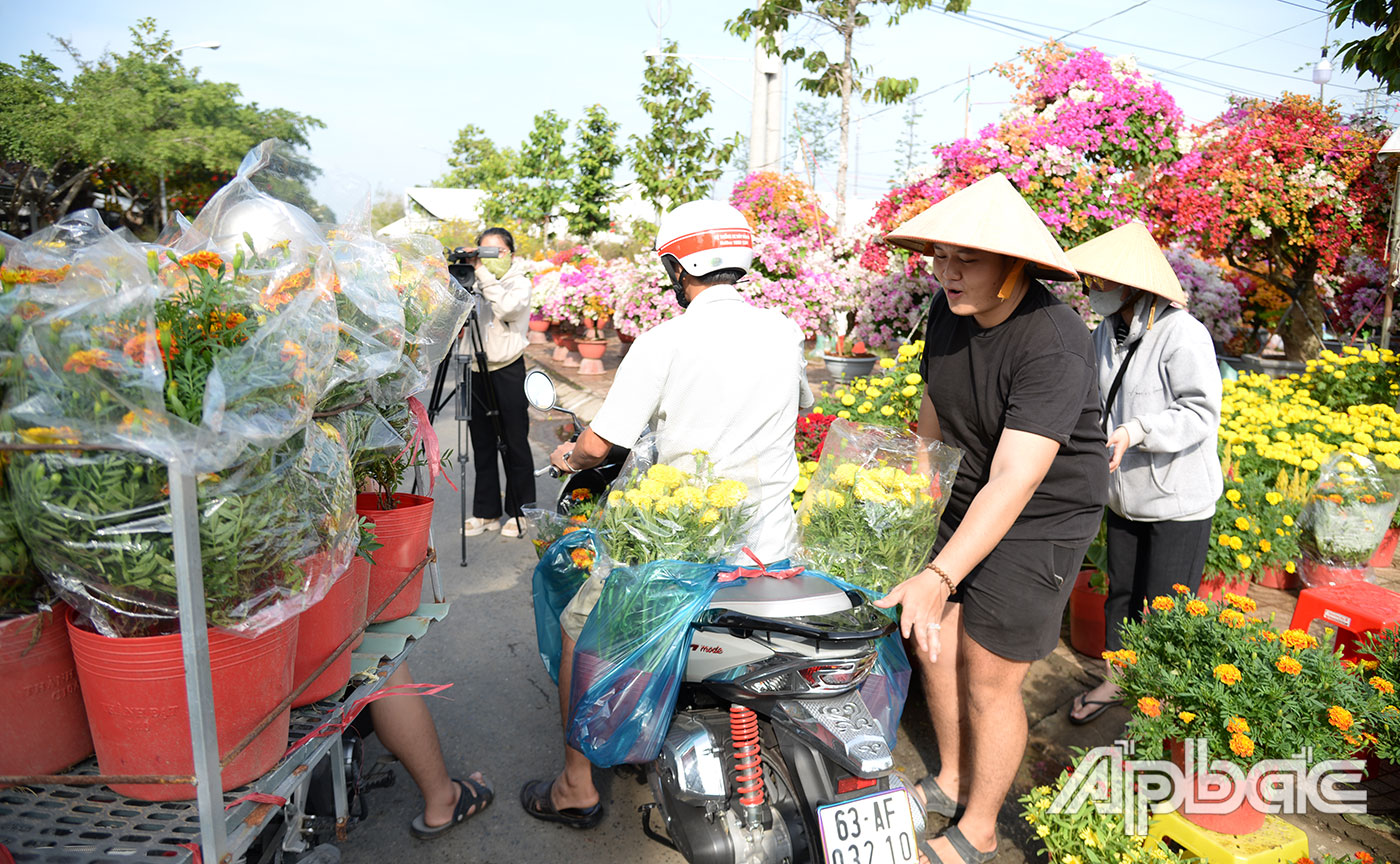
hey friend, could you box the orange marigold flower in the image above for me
[571,488,593,502]
[1229,732,1255,758]
[0,265,70,284]
[1224,592,1257,612]
[1328,706,1354,731]
[178,251,224,272]
[1186,600,1209,616]
[1370,677,1397,695]
[562,525,582,535]
[1219,609,1248,628]
[1280,629,1317,651]
[1172,583,1191,595]
[569,515,587,524]
[569,548,595,569]
[1137,697,1162,718]
[280,340,306,363]
[1276,655,1303,675]
[1151,596,1175,611]
[123,332,162,364]
[1262,630,1279,642]
[1356,853,1374,864]
[1226,716,1251,735]
[260,290,294,311]
[63,348,118,374]
[1214,663,1242,686]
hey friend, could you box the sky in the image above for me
[3,0,1395,223]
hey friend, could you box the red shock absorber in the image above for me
[729,705,765,808]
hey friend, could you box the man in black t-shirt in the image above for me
[875,174,1107,864]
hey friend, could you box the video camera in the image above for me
[446,245,502,293]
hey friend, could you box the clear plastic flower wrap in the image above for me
[0,454,37,615]
[588,435,754,567]
[795,418,962,595]
[6,421,356,638]
[373,233,476,404]
[319,228,408,412]
[1298,451,1400,586]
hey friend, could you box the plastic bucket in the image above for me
[292,563,363,707]
[347,556,370,651]
[1068,569,1107,659]
[0,605,94,776]
[356,493,433,623]
[68,613,298,800]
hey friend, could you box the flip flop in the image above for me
[519,778,604,830]
[920,825,998,863]
[410,775,494,839]
[915,775,964,819]
[1068,691,1118,726]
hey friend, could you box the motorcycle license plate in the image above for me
[816,789,919,864]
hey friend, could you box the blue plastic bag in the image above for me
[566,559,723,767]
[531,528,599,684]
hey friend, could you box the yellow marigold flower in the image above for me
[879,357,897,368]
[905,373,922,386]
[841,394,856,406]
[1259,539,1272,553]
[833,463,858,486]
[880,405,895,416]
[1178,711,1196,724]
[1151,596,1175,611]
[1226,489,1242,502]
[901,385,918,398]
[700,507,719,525]
[1229,732,1255,758]
[1236,554,1253,569]
[17,426,80,445]
[608,490,624,505]
[1214,663,1242,686]
[1370,676,1396,695]
[1229,536,1244,550]
[1328,705,1354,731]
[1276,655,1302,675]
[646,463,686,489]
[1265,491,1283,506]
[1137,697,1162,717]
[639,478,667,499]
[1235,516,1251,531]
[1225,593,1257,612]
[1186,600,1208,616]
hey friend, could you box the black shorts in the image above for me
[947,537,1089,662]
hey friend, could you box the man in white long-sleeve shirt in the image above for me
[462,227,536,539]
[519,200,813,829]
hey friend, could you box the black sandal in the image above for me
[920,826,998,863]
[410,775,494,839]
[915,775,964,819]
[519,778,604,829]
[1068,691,1118,726]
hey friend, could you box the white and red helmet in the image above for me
[655,200,754,283]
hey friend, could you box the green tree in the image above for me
[567,104,624,241]
[727,0,969,226]
[0,17,325,235]
[893,99,925,183]
[787,100,839,175]
[370,187,404,233]
[1328,0,1400,93]
[508,110,570,241]
[436,123,517,224]
[628,40,741,216]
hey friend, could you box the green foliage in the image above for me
[436,123,518,224]
[628,41,741,215]
[893,100,926,183]
[0,17,325,236]
[429,216,551,260]
[788,100,839,172]
[1329,0,1400,94]
[568,105,624,241]
[509,110,571,241]
[369,188,405,233]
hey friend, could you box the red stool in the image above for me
[1287,582,1400,662]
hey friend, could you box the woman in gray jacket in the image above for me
[1065,222,1223,724]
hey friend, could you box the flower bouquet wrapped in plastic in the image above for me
[319,227,408,412]
[373,233,475,404]
[1297,452,1400,587]
[795,419,961,594]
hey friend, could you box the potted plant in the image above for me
[1069,520,1109,658]
[1355,625,1400,815]
[808,341,926,428]
[1115,589,1383,834]
[822,332,878,383]
[1297,453,1399,587]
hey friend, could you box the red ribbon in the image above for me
[717,547,806,583]
[283,681,454,757]
[176,843,203,864]
[399,396,457,493]
[224,792,288,811]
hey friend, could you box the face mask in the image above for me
[1089,289,1129,317]
[482,256,511,279]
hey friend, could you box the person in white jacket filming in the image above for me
[1065,222,1223,725]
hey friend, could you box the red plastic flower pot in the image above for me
[68,612,298,800]
[356,493,434,623]
[1069,569,1107,659]
[0,604,94,776]
[576,339,607,360]
[1197,573,1250,601]
[1168,739,1268,835]
[292,563,363,707]
[1258,566,1299,590]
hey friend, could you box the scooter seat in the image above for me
[709,573,854,618]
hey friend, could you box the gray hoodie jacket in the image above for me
[1093,298,1223,521]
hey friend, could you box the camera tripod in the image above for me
[427,255,528,565]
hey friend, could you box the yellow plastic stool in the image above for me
[1148,811,1309,864]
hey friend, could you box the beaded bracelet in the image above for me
[929,562,956,596]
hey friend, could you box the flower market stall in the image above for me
[0,141,475,863]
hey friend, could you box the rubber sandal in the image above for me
[921,825,998,863]
[519,778,604,830]
[915,775,963,819]
[1068,691,1118,726]
[410,775,494,839]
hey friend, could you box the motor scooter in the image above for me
[525,369,924,864]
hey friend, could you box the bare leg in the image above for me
[911,602,969,806]
[549,632,599,811]
[369,662,482,828]
[925,630,1031,858]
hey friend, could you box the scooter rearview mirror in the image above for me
[523,369,558,412]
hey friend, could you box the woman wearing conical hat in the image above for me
[1064,222,1223,726]
[873,173,1108,864]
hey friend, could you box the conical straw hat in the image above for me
[883,173,1078,281]
[1066,222,1187,306]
